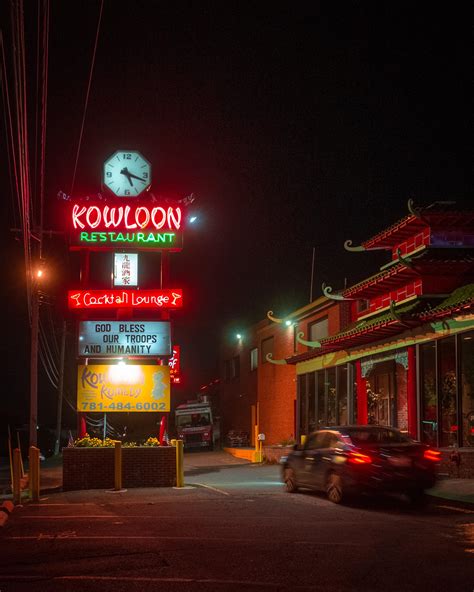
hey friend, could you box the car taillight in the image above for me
[423,449,441,462]
[347,451,372,465]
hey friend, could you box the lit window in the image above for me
[250,348,258,371]
[309,317,328,342]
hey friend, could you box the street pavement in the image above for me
[0,451,473,592]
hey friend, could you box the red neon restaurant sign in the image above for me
[69,203,184,251]
[169,345,181,384]
[68,289,183,310]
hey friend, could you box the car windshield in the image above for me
[343,428,411,445]
[176,413,211,427]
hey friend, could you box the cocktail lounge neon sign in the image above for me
[68,289,183,310]
[70,203,183,250]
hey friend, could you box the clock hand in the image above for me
[128,172,147,182]
[120,167,134,186]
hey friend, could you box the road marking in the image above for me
[435,504,474,514]
[0,575,327,589]
[6,535,260,543]
[194,483,230,496]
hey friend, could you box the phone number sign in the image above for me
[77,364,170,412]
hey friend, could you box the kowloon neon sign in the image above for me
[69,203,184,251]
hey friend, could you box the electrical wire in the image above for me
[69,0,104,197]
[38,0,49,257]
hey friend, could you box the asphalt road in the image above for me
[1,451,473,592]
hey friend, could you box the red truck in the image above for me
[175,400,219,449]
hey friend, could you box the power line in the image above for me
[69,0,104,197]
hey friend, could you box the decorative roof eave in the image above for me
[266,353,287,365]
[342,262,409,298]
[322,283,358,302]
[296,331,321,348]
[418,284,474,322]
[267,310,284,324]
[420,301,474,322]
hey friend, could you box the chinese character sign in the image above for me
[114,253,138,286]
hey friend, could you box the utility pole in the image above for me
[54,320,67,455]
[29,286,39,447]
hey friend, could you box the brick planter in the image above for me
[263,445,295,464]
[62,446,176,491]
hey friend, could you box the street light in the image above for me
[30,261,46,447]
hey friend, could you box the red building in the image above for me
[220,202,474,456]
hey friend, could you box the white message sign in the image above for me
[114,253,138,286]
[78,321,171,357]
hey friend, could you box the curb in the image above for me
[427,494,474,511]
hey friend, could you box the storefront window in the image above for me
[298,375,307,435]
[351,363,357,423]
[420,342,437,446]
[460,331,474,447]
[438,336,457,447]
[308,373,316,432]
[327,368,336,425]
[337,365,348,425]
[317,370,326,427]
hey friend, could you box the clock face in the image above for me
[103,150,152,197]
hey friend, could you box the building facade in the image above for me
[220,202,474,454]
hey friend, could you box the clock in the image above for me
[103,150,152,197]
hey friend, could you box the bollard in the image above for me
[300,434,307,447]
[29,446,40,502]
[13,448,21,504]
[114,441,122,491]
[175,439,184,488]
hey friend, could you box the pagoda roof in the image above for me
[419,284,474,321]
[286,300,423,365]
[342,247,474,299]
[361,202,474,250]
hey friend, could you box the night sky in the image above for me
[1,2,472,431]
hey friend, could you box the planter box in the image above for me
[62,446,176,491]
[263,445,295,464]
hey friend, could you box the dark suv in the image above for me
[281,426,440,504]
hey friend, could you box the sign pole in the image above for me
[54,320,67,456]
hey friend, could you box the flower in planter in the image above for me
[143,437,160,447]
[123,441,138,448]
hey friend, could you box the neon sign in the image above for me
[169,345,181,384]
[69,202,184,251]
[68,289,183,310]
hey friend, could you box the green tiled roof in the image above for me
[321,301,420,344]
[421,284,474,317]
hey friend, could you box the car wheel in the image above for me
[284,468,298,493]
[326,473,343,504]
[407,488,427,507]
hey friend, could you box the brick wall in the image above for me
[63,446,176,491]
[258,322,296,445]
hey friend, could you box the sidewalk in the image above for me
[426,479,474,506]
